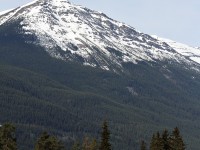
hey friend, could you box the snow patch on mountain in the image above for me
[152,36,200,65]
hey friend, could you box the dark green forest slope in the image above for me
[0,21,200,149]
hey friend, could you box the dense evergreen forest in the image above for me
[0,21,200,149]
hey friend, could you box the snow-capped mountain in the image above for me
[0,0,199,71]
[152,36,200,65]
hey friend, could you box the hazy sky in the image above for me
[0,0,199,47]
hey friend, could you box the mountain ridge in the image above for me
[1,0,199,72]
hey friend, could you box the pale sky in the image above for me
[0,0,199,47]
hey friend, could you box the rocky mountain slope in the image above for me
[0,0,199,71]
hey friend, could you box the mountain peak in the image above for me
[35,0,70,4]
[29,0,71,8]
[41,0,71,5]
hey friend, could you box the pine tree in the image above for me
[155,132,164,150]
[35,132,64,150]
[140,140,146,150]
[162,129,170,150]
[169,127,185,150]
[150,132,163,150]
[99,121,111,150]
[150,134,156,150]
[0,123,17,150]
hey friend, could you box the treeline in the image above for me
[0,121,111,150]
[141,127,185,150]
[0,121,186,150]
